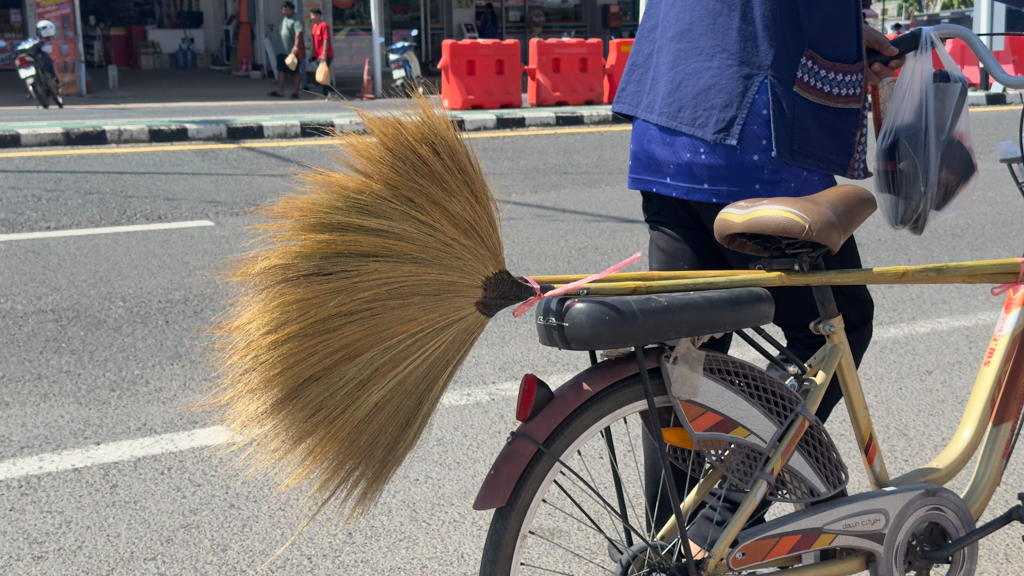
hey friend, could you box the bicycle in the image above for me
[473,24,1024,576]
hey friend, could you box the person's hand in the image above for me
[308,54,316,63]
[864,24,905,85]
[291,46,299,56]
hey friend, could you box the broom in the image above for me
[210,98,1024,538]
[210,98,535,533]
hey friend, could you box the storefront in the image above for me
[0,0,29,69]
[0,0,85,93]
[491,0,639,60]
[325,0,639,76]
[0,0,639,97]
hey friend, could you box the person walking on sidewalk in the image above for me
[270,1,305,99]
[309,8,335,98]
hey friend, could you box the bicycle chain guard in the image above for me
[728,483,977,575]
[665,352,848,504]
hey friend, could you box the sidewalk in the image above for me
[0,65,391,107]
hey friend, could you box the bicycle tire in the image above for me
[480,370,708,576]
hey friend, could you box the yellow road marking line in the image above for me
[970,104,1023,112]
[0,125,632,158]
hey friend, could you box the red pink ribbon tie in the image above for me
[991,257,1024,298]
[512,252,642,318]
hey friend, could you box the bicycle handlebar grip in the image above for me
[866,28,923,67]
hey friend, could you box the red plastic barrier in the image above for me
[437,39,523,110]
[603,39,633,104]
[526,38,604,106]
[1002,35,1024,77]
[945,39,981,87]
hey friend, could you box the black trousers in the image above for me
[640,192,874,546]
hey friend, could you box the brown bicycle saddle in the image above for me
[713,185,877,256]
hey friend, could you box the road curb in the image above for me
[968,91,1024,106]
[0,108,633,150]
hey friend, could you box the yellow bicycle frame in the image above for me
[659,270,1024,575]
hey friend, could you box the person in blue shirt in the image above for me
[611,0,904,557]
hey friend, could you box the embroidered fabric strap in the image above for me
[992,257,1024,297]
[511,252,643,318]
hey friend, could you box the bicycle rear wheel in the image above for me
[480,371,717,576]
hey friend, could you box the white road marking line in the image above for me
[0,426,233,481]
[0,311,1002,481]
[873,311,995,341]
[0,220,215,242]
[0,374,574,481]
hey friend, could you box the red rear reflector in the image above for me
[16,56,28,68]
[516,374,538,422]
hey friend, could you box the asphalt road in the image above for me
[3,108,1024,575]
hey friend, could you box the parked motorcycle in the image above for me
[387,30,425,96]
[15,37,63,109]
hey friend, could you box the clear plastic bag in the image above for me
[875,29,977,235]
[660,338,706,401]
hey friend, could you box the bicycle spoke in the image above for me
[649,462,665,541]
[671,451,701,562]
[527,530,619,575]
[622,415,655,531]
[542,497,618,540]
[577,447,624,540]
[519,562,577,576]
[702,482,729,552]
[601,426,640,548]
[551,480,624,555]
[557,469,652,547]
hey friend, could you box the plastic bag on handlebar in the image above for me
[875,29,977,235]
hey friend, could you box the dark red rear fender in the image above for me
[472,348,661,511]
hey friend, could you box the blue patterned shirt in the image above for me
[628,81,837,204]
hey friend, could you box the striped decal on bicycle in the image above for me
[730,532,838,570]
[863,431,881,478]
[772,419,809,477]
[679,401,752,439]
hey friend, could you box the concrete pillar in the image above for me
[24,0,38,32]
[256,0,267,68]
[370,0,383,97]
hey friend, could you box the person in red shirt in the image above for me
[308,8,335,98]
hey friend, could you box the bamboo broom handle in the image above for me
[531,269,765,284]
[533,258,1024,295]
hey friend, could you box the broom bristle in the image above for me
[209,99,529,527]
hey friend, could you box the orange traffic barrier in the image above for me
[603,39,633,104]
[526,38,604,106]
[437,39,523,110]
